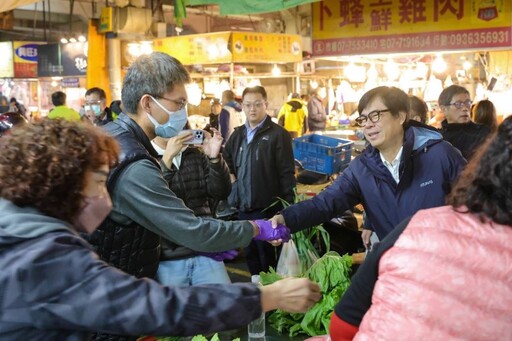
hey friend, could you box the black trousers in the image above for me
[238,210,282,276]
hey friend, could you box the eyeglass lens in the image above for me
[356,110,384,126]
[450,100,472,108]
[243,102,264,110]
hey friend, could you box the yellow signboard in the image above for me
[312,0,511,56]
[13,41,45,78]
[231,32,302,63]
[153,32,232,65]
[98,7,113,33]
[153,31,303,65]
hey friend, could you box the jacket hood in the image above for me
[406,120,443,150]
[0,198,74,246]
[287,99,303,112]
[225,101,242,112]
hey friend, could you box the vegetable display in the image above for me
[260,252,352,337]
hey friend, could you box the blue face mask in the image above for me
[91,104,102,117]
[84,104,102,117]
[147,96,188,138]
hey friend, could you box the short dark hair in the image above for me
[121,52,190,115]
[85,87,107,100]
[51,91,66,106]
[447,115,512,225]
[0,119,119,223]
[222,90,235,102]
[242,86,267,101]
[438,85,470,106]
[291,93,300,99]
[358,86,409,123]
[409,95,428,124]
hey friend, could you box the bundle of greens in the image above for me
[260,252,352,337]
[266,191,330,274]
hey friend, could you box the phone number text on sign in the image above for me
[313,27,512,56]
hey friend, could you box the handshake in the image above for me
[199,218,290,262]
[252,219,290,242]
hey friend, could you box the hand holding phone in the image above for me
[183,129,204,145]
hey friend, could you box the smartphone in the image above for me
[184,129,204,144]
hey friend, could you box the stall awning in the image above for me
[181,0,321,15]
[0,0,38,13]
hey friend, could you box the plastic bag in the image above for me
[276,239,302,277]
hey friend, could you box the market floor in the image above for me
[224,249,251,283]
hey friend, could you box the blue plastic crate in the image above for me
[293,134,353,175]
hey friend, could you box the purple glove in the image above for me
[253,219,291,242]
[198,249,239,262]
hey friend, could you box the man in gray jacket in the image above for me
[84,52,289,340]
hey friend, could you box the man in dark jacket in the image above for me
[83,87,114,126]
[272,86,466,247]
[84,53,290,341]
[438,84,491,161]
[223,85,296,275]
[151,131,235,286]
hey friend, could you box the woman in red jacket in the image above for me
[330,116,512,341]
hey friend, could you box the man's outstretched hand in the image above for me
[252,219,290,242]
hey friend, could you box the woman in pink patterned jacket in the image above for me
[330,116,512,341]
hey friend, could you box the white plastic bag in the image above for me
[276,239,302,277]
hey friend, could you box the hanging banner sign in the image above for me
[0,41,14,78]
[231,32,302,63]
[37,44,62,77]
[154,32,232,65]
[312,0,511,56]
[61,42,88,76]
[37,42,88,77]
[14,41,46,78]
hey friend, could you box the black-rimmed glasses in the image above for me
[448,100,472,109]
[355,109,391,127]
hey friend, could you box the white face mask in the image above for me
[146,96,188,138]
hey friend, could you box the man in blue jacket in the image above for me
[272,86,466,246]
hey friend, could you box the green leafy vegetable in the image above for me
[264,251,353,337]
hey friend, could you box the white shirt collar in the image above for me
[379,146,403,184]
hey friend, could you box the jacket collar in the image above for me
[116,113,159,158]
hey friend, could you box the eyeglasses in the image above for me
[355,109,391,127]
[447,100,472,109]
[242,101,265,111]
[156,96,188,110]
[85,100,102,105]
